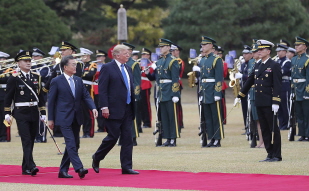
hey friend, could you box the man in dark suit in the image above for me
[236,39,282,162]
[92,44,139,175]
[48,55,98,179]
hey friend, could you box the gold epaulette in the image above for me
[305,58,309,68]
[212,57,221,68]
[168,59,178,70]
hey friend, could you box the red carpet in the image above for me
[0,165,309,190]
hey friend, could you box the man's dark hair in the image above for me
[60,55,74,71]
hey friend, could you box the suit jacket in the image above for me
[238,58,282,107]
[99,60,135,120]
[48,74,95,127]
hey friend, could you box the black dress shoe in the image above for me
[259,157,272,162]
[30,167,39,176]
[92,154,100,173]
[206,139,214,147]
[142,125,151,128]
[162,139,171,147]
[0,139,8,142]
[58,171,73,178]
[22,170,32,175]
[77,168,88,179]
[269,157,282,162]
[211,140,221,147]
[122,169,139,174]
[298,136,305,141]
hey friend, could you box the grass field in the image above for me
[0,79,308,190]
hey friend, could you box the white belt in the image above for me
[15,101,38,107]
[293,79,306,83]
[282,76,291,80]
[201,79,215,83]
[141,77,149,81]
[159,79,172,83]
[83,80,98,85]
[0,84,6,88]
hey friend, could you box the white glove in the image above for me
[192,66,200,72]
[150,63,157,70]
[144,68,150,74]
[272,104,279,114]
[214,96,221,101]
[172,97,179,103]
[5,114,11,124]
[234,98,241,107]
[291,93,295,99]
[235,72,243,79]
[40,115,46,122]
[195,77,198,83]
[303,96,309,100]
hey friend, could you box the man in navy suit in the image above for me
[48,55,98,179]
[92,44,139,175]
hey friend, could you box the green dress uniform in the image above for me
[199,52,224,146]
[248,58,259,121]
[4,51,46,174]
[291,37,309,141]
[81,61,97,138]
[156,52,180,144]
[126,57,141,141]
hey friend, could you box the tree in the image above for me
[163,0,309,60]
[0,0,72,56]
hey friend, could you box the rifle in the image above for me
[288,94,296,141]
[197,98,207,147]
[153,97,162,146]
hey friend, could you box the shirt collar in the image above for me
[21,70,30,77]
[262,57,270,64]
[63,72,73,80]
[115,59,125,68]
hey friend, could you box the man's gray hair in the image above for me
[112,44,129,57]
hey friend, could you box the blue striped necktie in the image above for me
[121,64,131,104]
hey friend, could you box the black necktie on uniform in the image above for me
[26,74,30,82]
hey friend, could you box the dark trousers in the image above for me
[16,119,39,171]
[82,102,94,137]
[202,102,222,140]
[94,94,105,132]
[278,89,290,130]
[256,106,281,159]
[60,118,83,172]
[160,101,179,139]
[295,100,309,137]
[93,104,133,169]
[141,89,152,127]
[132,101,140,138]
[176,96,184,131]
[0,100,8,141]
[241,95,248,128]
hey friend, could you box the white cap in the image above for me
[132,50,140,55]
[171,44,177,50]
[48,46,59,55]
[257,39,274,49]
[288,47,296,54]
[0,51,10,58]
[80,47,93,55]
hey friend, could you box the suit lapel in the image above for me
[257,59,270,77]
[112,61,126,85]
[61,74,74,98]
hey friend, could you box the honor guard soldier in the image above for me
[132,50,139,61]
[236,39,282,162]
[122,42,141,145]
[94,50,107,133]
[4,50,46,175]
[140,48,154,128]
[235,45,253,134]
[44,41,82,137]
[287,47,296,60]
[171,44,184,131]
[0,51,12,142]
[198,36,224,147]
[275,40,291,130]
[80,47,97,138]
[32,48,49,143]
[291,37,309,141]
[156,38,181,147]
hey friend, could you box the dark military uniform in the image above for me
[238,40,282,161]
[156,39,180,146]
[0,67,13,141]
[199,52,224,146]
[291,37,309,141]
[81,61,97,138]
[4,51,46,173]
